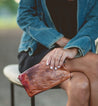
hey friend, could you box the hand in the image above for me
[42,48,78,70]
[56,37,70,47]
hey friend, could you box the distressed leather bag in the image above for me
[18,61,70,97]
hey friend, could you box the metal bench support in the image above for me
[10,82,35,106]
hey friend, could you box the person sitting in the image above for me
[17,0,98,105]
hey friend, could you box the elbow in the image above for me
[17,16,27,31]
[17,9,28,31]
[17,15,23,28]
[17,16,21,27]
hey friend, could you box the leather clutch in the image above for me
[18,61,70,97]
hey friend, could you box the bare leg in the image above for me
[64,52,98,106]
[60,72,90,106]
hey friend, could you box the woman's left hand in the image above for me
[42,48,78,70]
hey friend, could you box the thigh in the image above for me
[64,52,98,79]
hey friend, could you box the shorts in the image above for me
[18,43,59,73]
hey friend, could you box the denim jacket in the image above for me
[17,0,98,56]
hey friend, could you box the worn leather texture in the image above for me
[18,61,70,97]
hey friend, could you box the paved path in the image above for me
[0,28,67,106]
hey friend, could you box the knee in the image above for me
[61,72,90,104]
[71,78,89,97]
[69,73,90,103]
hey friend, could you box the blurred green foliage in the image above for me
[0,16,18,29]
[0,0,19,29]
[0,0,18,13]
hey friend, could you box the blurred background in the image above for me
[0,0,28,106]
[0,0,68,106]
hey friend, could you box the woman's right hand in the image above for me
[42,47,78,70]
[41,37,71,69]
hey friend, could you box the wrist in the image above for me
[72,48,78,53]
[69,48,78,56]
[56,37,69,47]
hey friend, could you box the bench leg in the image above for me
[10,82,35,106]
[10,83,15,106]
[31,96,35,106]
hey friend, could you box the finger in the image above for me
[50,54,55,70]
[46,54,52,66]
[46,49,55,65]
[51,48,61,70]
[58,52,67,67]
[54,52,63,70]
[42,53,50,62]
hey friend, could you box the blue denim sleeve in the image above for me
[17,0,64,48]
[64,0,98,57]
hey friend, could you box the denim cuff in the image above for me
[28,27,64,48]
[63,36,91,57]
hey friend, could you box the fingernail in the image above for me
[55,67,57,70]
[46,62,49,65]
[57,66,61,68]
[50,66,53,69]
